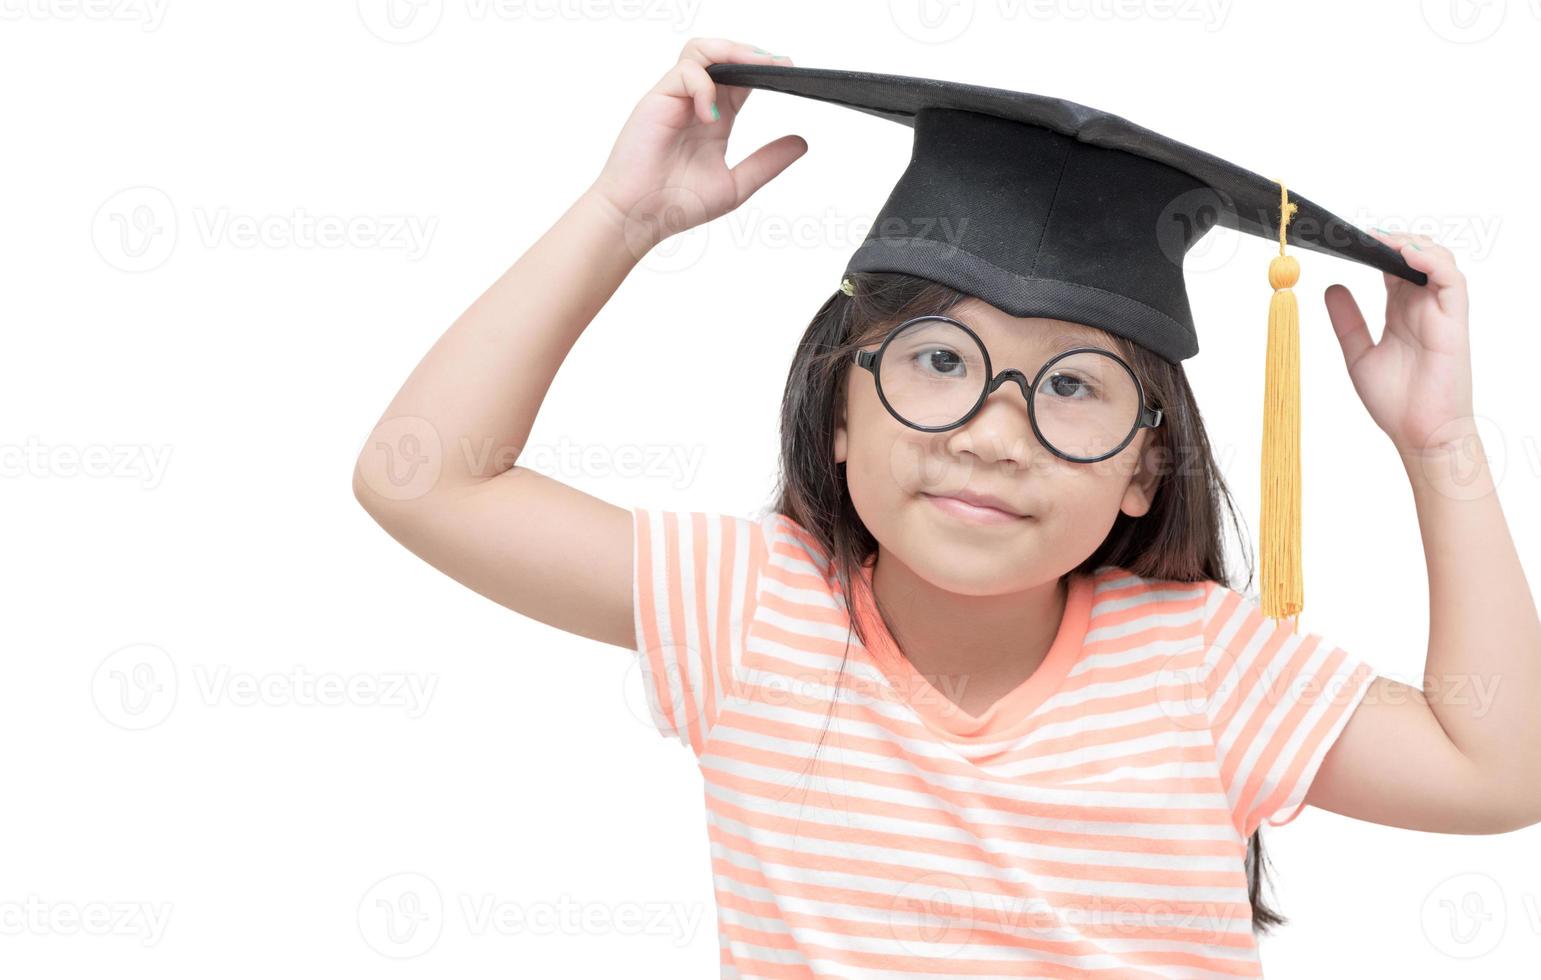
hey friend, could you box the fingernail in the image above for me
[772,54,790,59]
[753,47,770,54]
[1411,243,1423,250]
[710,101,719,121]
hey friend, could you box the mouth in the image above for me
[920,491,1032,525]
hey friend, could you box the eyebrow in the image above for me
[1045,330,1107,351]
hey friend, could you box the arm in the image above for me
[350,38,805,650]
[1302,230,1541,833]
[351,187,641,648]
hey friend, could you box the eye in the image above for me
[912,347,968,378]
[1041,372,1099,400]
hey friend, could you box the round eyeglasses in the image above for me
[852,314,1164,464]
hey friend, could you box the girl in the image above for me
[352,37,1541,977]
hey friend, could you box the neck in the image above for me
[867,550,1068,705]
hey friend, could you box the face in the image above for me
[834,298,1161,596]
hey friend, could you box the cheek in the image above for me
[847,389,954,497]
[842,382,948,531]
[1030,447,1145,529]
[843,385,902,488]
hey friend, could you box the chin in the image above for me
[904,529,1055,595]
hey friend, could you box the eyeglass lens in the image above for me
[875,318,1143,460]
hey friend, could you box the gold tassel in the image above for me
[1261,180,1302,633]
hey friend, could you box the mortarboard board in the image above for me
[704,62,1430,628]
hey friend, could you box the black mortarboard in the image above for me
[705,62,1431,626]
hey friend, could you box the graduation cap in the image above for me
[705,62,1429,628]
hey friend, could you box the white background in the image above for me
[4,0,1539,976]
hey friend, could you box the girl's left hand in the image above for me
[1323,229,1474,456]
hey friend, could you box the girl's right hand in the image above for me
[587,38,808,255]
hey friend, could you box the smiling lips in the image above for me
[921,489,1031,525]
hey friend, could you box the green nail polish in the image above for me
[710,101,719,121]
[753,47,769,54]
[1411,243,1423,251]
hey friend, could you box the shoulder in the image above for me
[1090,566,1267,621]
[1081,570,1299,704]
[1085,564,1212,617]
[760,511,822,557]
[756,512,842,599]
[1196,577,1306,651]
[757,512,825,570]
[1059,565,1211,653]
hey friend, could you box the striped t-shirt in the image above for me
[631,506,1375,978]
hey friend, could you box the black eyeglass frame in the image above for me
[852,314,1164,464]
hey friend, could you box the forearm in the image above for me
[354,187,641,504]
[1402,427,1541,802]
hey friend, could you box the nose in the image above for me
[942,369,1041,469]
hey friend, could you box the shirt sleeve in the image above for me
[1201,580,1377,837]
[630,507,771,755]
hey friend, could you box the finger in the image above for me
[1368,226,1453,263]
[721,50,797,114]
[673,59,719,125]
[682,38,794,115]
[1385,236,1468,320]
[679,36,788,69]
[729,133,809,207]
[1387,235,1461,282]
[1367,227,1468,318]
[660,57,756,126]
[655,39,790,118]
[1323,282,1375,369]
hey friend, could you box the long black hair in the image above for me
[767,269,1287,933]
